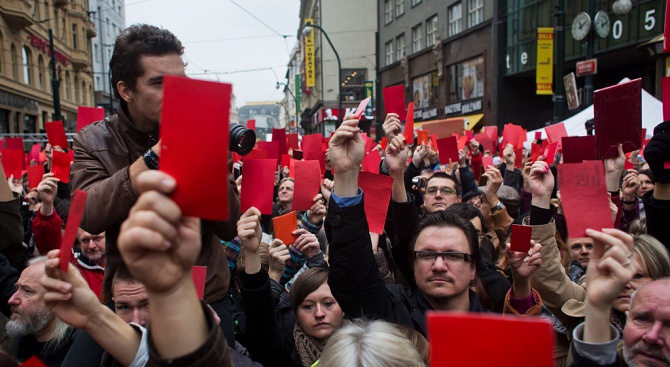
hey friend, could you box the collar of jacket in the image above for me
[113,105,159,150]
[76,254,105,271]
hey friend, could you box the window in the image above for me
[448,56,484,102]
[38,56,45,88]
[411,24,423,53]
[96,76,100,89]
[411,0,422,6]
[467,0,484,28]
[106,18,110,37]
[384,0,393,24]
[340,69,366,102]
[0,32,4,74]
[22,47,31,85]
[426,16,438,47]
[448,3,463,37]
[65,71,70,99]
[11,45,18,79]
[94,44,99,62]
[385,41,394,66]
[74,76,79,103]
[396,0,404,17]
[72,24,78,49]
[395,34,405,60]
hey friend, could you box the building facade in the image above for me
[0,0,96,139]
[238,102,281,141]
[88,0,124,115]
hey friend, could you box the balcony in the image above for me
[0,0,34,30]
[69,48,91,71]
[53,0,68,7]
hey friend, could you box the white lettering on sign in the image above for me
[461,99,482,114]
[445,102,462,114]
[422,108,437,119]
[521,52,528,65]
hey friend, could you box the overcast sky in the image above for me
[124,0,300,108]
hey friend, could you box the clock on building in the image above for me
[594,11,611,38]
[571,12,592,41]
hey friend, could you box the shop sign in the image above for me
[445,99,483,116]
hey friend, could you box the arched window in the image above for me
[38,56,45,89]
[11,44,18,79]
[64,71,70,99]
[22,46,31,85]
[81,80,86,104]
[74,76,79,102]
[0,31,4,75]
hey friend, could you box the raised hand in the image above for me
[382,113,402,140]
[237,207,262,254]
[320,178,334,203]
[292,228,321,259]
[328,115,365,175]
[268,240,289,283]
[306,194,326,224]
[37,173,59,210]
[482,165,503,204]
[584,228,635,309]
[604,144,625,192]
[621,170,640,203]
[385,135,409,177]
[503,143,516,169]
[412,144,427,167]
[527,158,554,208]
[507,241,543,299]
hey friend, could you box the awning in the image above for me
[415,114,483,131]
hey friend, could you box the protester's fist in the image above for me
[237,207,262,254]
[328,115,365,174]
[268,240,289,282]
[385,135,408,176]
[306,194,326,224]
[584,228,635,309]
[527,157,554,208]
[320,179,334,203]
[503,144,515,166]
[118,170,201,294]
[293,229,321,259]
[621,170,640,202]
[507,241,543,280]
[37,173,58,206]
[412,144,427,167]
[382,113,402,140]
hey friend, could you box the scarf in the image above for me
[293,319,350,367]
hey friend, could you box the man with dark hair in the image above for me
[71,24,240,312]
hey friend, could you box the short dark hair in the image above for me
[112,262,138,296]
[110,24,184,103]
[290,267,329,315]
[409,211,480,268]
[638,169,655,183]
[445,202,488,234]
[425,172,461,195]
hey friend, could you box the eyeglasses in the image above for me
[413,250,472,264]
[79,235,104,244]
[425,187,457,196]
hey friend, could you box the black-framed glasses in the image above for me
[425,187,457,196]
[413,250,472,264]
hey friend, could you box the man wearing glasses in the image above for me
[74,229,106,296]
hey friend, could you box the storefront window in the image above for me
[0,109,9,134]
[23,114,37,134]
[412,71,440,120]
[448,56,484,102]
[341,69,366,102]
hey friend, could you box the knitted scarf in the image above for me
[293,319,350,367]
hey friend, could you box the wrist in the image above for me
[505,162,515,170]
[531,195,551,209]
[40,203,54,216]
[511,278,531,299]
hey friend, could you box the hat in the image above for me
[561,299,586,318]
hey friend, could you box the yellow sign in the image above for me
[304,18,316,88]
[536,27,554,95]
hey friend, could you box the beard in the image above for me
[5,307,52,337]
[624,340,670,367]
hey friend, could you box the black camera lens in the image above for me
[230,123,256,156]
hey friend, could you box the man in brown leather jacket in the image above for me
[71,24,239,309]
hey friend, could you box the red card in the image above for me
[27,165,45,190]
[160,76,230,221]
[240,159,276,215]
[358,171,393,235]
[530,143,544,163]
[501,124,523,152]
[77,106,105,132]
[518,129,527,150]
[543,142,559,165]
[624,152,635,170]
[302,134,325,172]
[1,149,23,179]
[292,160,321,211]
[19,356,47,367]
[272,128,287,155]
[474,132,494,153]
[417,130,429,146]
[403,102,415,143]
[484,125,498,141]
[191,266,207,300]
[544,123,568,149]
[243,148,267,161]
[535,131,542,141]
[664,77,670,121]
[514,148,524,169]
[273,211,299,245]
[355,97,372,119]
[482,156,494,169]
[664,161,670,169]
[436,136,459,164]
[457,135,468,151]
[465,130,474,141]
[380,137,388,150]
[287,133,299,150]
[557,161,614,239]
[363,135,375,154]
[383,85,406,118]
[51,150,71,183]
[593,78,642,159]
[429,134,438,150]
[30,144,41,163]
[362,151,381,174]
[281,154,291,170]
[510,224,533,253]
[45,121,69,149]
[5,137,24,150]
[60,190,88,271]
[427,312,554,367]
[561,136,597,164]
[422,118,464,139]
[257,141,279,165]
[247,119,256,131]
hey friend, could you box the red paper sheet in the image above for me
[465,130,474,141]
[159,76,231,221]
[383,85,406,118]
[545,123,568,150]
[355,97,372,119]
[60,190,88,271]
[281,154,291,169]
[403,102,415,143]
[417,130,429,146]
[474,132,494,153]
[77,106,105,132]
[27,165,45,190]
[593,78,642,159]
[510,224,533,253]
[243,148,267,161]
[518,128,527,149]
[544,142,559,165]
[501,124,523,152]
[19,356,47,367]
[535,131,542,141]
[358,171,393,235]
[292,160,321,211]
[484,125,498,141]
[363,135,375,154]
[247,119,256,131]
[380,137,388,150]
[273,211,299,245]
[624,152,635,170]
[429,134,438,150]
[287,133,299,150]
[427,312,554,367]
[30,144,41,163]
[557,161,614,239]
[482,156,494,169]
[240,159,276,215]
[257,141,279,165]
[51,150,71,183]
[514,148,524,169]
[45,121,69,149]
[191,266,207,300]
[530,143,544,163]
[362,151,381,174]
[301,134,325,172]
[1,149,23,179]
[422,118,464,139]
[457,135,468,150]
[272,128,287,155]
[436,136,459,164]
[561,136,597,164]
[5,137,24,150]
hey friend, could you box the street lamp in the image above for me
[303,21,343,128]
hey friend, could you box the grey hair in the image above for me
[317,319,425,367]
[27,255,48,267]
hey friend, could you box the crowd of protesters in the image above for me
[0,23,668,367]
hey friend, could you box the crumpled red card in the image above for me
[28,165,45,190]
[19,355,46,367]
[427,312,554,367]
[159,76,230,221]
[287,133,299,151]
[301,134,324,173]
[272,128,287,155]
[292,160,321,211]
[60,190,88,271]
[273,211,299,245]
[545,123,568,150]
[362,150,381,174]
[247,119,256,131]
[51,150,71,183]
[383,85,406,118]
[557,161,614,239]
[77,106,105,132]
[1,149,23,179]
[561,136,597,164]
[510,224,533,253]
[191,266,207,300]
[240,159,276,215]
[45,121,69,149]
[593,78,642,159]
[5,137,24,150]
[355,97,372,119]
[358,171,393,235]
[436,136,459,164]
[403,102,415,143]
[417,130,429,146]
[544,142,559,165]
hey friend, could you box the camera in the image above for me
[230,122,256,156]
[233,162,242,179]
[411,176,427,190]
